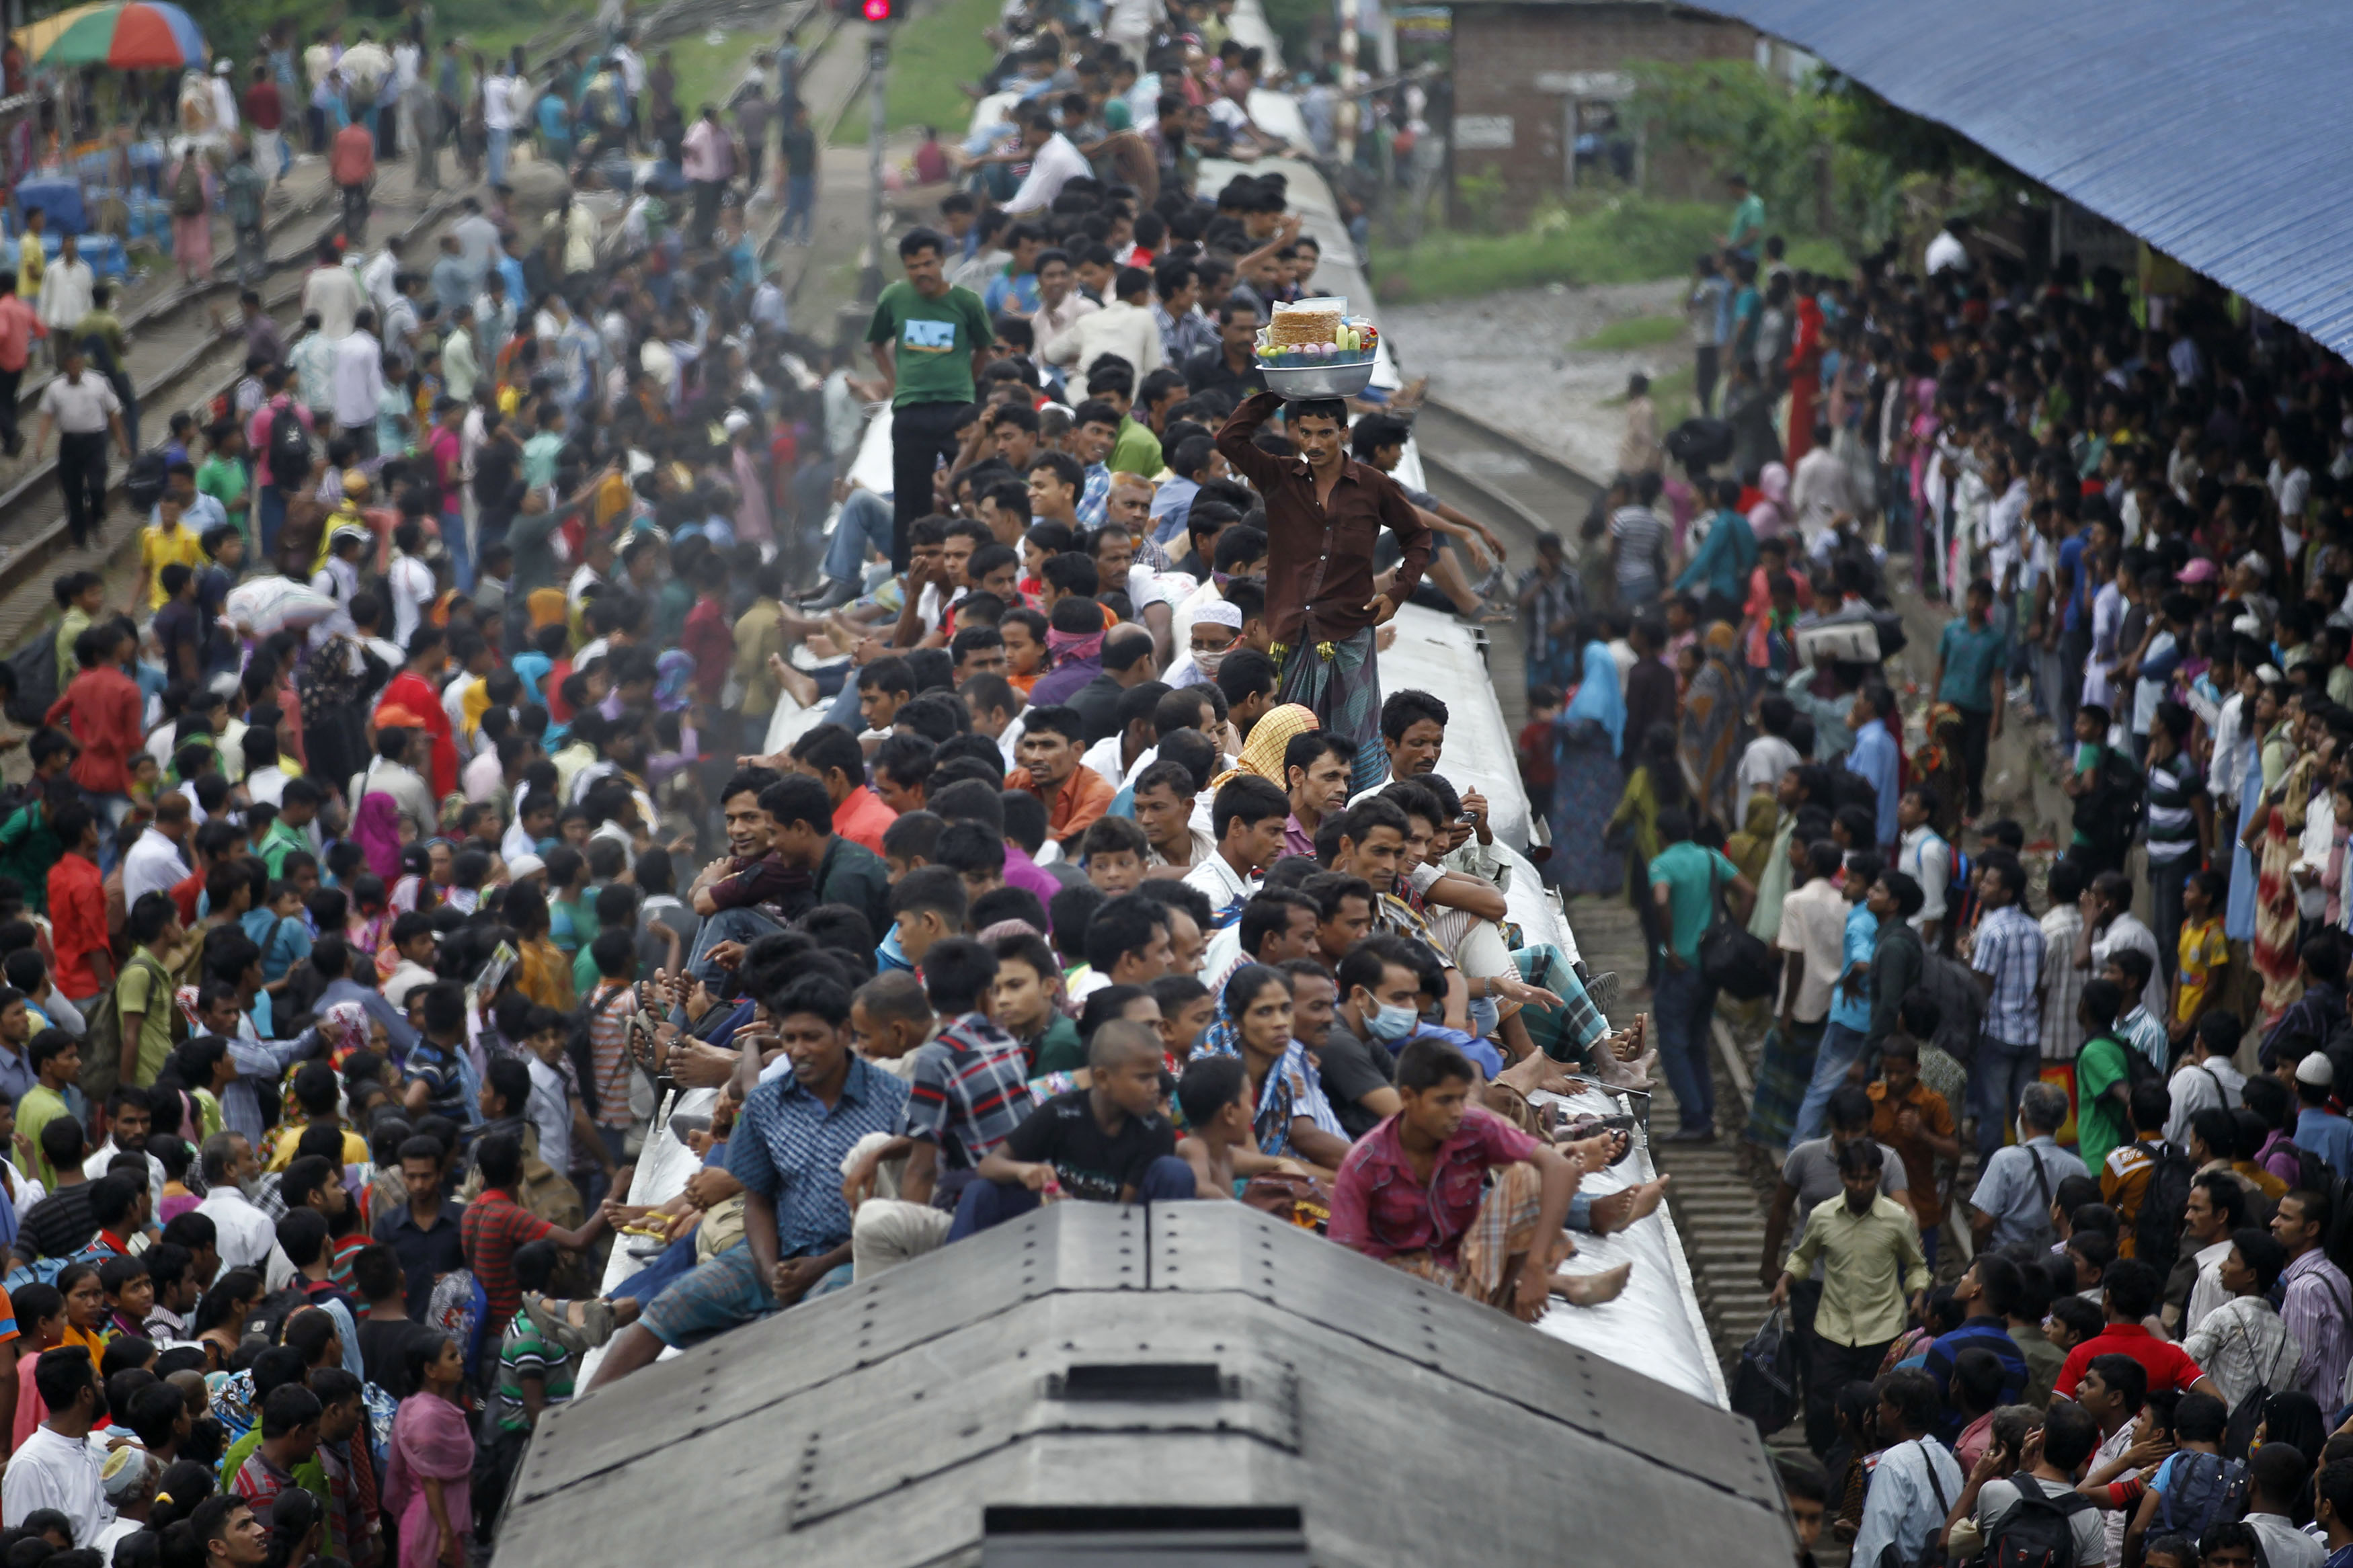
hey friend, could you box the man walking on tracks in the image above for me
[32,342,130,550]
[331,114,375,243]
[1214,391,1432,792]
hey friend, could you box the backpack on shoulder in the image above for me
[1983,1481,2092,1568]
[2155,1451,2247,1540]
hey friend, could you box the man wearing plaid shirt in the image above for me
[899,939,1037,1205]
[844,938,1039,1282]
[1970,860,2046,1162]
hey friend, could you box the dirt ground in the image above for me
[1385,278,1693,483]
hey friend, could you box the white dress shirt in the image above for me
[1002,132,1092,216]
[1,1426,110,1544]
[196,1185,296,1288]
[1044,298,1166,378]
[121,827,190,907]
[331,329,385,429]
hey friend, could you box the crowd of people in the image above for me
[1571,181,2353,1568]
[0,0,1697,1562]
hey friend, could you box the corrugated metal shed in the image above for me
[497,1202,1792,1567]
[1682,0,2353,358]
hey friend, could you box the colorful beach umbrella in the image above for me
[13,2,206,69]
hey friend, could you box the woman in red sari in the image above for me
[1784,284,1825,467]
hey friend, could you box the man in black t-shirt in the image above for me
[151,561,204,685]
[955,1021,1194,1235]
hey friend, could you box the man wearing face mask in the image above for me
[1162,597,1243,691]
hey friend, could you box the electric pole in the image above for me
[859,19,889,302]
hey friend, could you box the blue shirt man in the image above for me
[1673,504,1756,606]
[1936,591,2009,713]
[1845,692,1901,850]
[2295,1057,2353,1179]
[1830,897,1876,1036]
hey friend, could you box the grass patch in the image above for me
[835,0,1000,144]
[1577,314,1684,352]
[1371,196,1846,304]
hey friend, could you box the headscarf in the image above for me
[1217,703,1318,791]
[1757,462,1789,505]
[353,793,403,879]
[653,648,696,710]
[1046,628,1105,666]
[1559,641,1624,755]
[385,1390,476,1536]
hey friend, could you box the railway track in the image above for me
[0,166,470,653]
[0,0,844,653]
[1408,391,1779,1376]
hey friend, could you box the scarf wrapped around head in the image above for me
[1045,628,1105,666]
[1214,703,1318,792]
[353,794,403,880]
[654,649,696,711]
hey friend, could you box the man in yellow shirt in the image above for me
[133,493,208,611]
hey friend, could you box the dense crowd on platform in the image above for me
[0,0,1689,1561]
[1584,182,2353,1568]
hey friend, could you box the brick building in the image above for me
[1448,0,1759,224]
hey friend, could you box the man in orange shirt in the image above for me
[329,115,375,241]
[786,724,895,856]
[0,266,46,456]
[1006,705,1113,856]
[1866,1027,1958,1270]
[44,806,111,1007]
[373,626,459,800]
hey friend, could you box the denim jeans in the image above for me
[1792,1019,1867,1145]
[1652,961,1717,1134]
[688,905,787,992]
[440,505,473,593]
[783,173,816,242]
[1974,1036,2042,1162]
[822,488,893,583]
[257,485,287,560]
[487,127,510,187]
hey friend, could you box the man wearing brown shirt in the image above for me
[1213,393,1432,793]
[1867,1033,1958,1268]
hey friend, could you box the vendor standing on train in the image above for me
[1214,390,1433,794]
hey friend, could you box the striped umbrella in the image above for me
[13,2,206,68]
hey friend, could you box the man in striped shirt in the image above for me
[1969,860,2045,1162]
[2274,1187,2353,1404]
[2145,701,2211,991]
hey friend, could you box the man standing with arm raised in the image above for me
[1214,393,1432,794]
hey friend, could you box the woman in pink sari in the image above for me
[386,1333,474,1568]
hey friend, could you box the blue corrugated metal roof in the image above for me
[1684,0,2353,358]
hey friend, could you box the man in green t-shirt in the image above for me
[2071,977,2133,1168]
[116,890,182,1087]
[196,425,251,543]
[1722,172,1765,259]
[1648,804,1753,1143]
[15,1028,80,1186]
[864,227,993,573]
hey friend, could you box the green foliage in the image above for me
[1370,194,1842,303]
[1577,313,1683,352]
[1620,58,1827,239]
[1454,169,1505,235]
[835,0,1001,143]
[1618,58,2047,259]
[1257,0,1324,68]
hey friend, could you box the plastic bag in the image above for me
[225,576,337,637]
[1729,1307,1798,1437]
